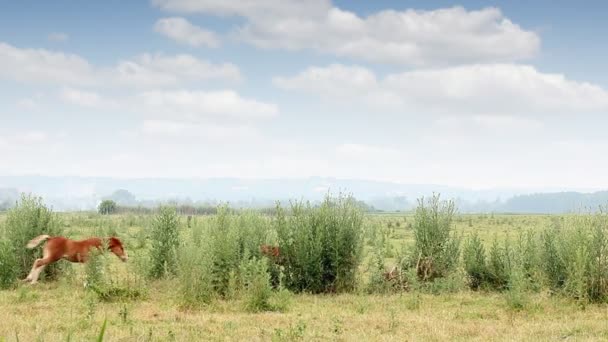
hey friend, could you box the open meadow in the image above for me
[3,0,608,340]
[1,195,608,341]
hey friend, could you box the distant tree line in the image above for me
[98,200,219,216]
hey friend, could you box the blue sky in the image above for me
[1,0,608,190]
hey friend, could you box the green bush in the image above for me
[462,233,488,290]
[208,206,246,296]
[411,194,460,282]
[177,241,215,308]
[98,200,117,215]
[84,248,105,291]
[540,226,567,291]
[240,257,274,312]
[464,231,543,293]
[148,206,180,279]
[585,212,608,302]
[505,266,529,311]
[0,240,18,289]
[275,194,364,294]
[486,237,512,291]
[176,207,277,306]
[366,244,390,294]
[5,194,63,280]
[558,213,608,303]
[85,246,144,302]
[366,224,397,294]
[269,287,293,313]
[514,229,541,291]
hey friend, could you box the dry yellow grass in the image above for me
[2,283,608,341]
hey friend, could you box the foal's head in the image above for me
[108,237,128,262]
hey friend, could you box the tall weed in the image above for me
[275,194,364,293]
[5,194,63,280]
[412,194,460,282]
[148,206,180,279]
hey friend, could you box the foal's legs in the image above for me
[26,246,55,284]
[25,263,37,282]
[29,261,48,284]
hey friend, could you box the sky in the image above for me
[1,0,608,190]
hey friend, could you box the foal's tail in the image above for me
[26,235,51,249]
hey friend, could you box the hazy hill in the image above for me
[0,175,604,213]
[501,191,608,213]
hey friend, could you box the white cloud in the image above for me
[16,98,38,110]
[154,1,539,65]
[383,64,608,113]
[274,64,377,97]
[275,63,608,115]
[0,42,96,85]
[0,42,240,87]
[55,87,279,134]
[48,32,69,43]
[113,53,241,87]
[60,88,105,107]
[155,17,220,47]
[135,90,279,122]
[335,143,401,161]
[18,131,48,144]
[435,115,543,131]
[0,130,50,152]
[273,64,401,108]
[153,0,329,17]
[140,119,260,142]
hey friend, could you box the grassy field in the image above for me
[1,210,608,341]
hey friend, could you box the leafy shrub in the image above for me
[366,225,400,294]
[275,194,364,293]
[240,257,274,312]
[0,239,18,289]
[411,194,460,282]
[269,287,293,312]
[148,206,180,279]
[514,229,542,291]
[540,226,565,292]
[585,213,608,302]
[177,241,215,308]
[176,207,277,307]
[464,231,542,293]
[462,233,488,290]
[85,248,144,302]
[5,194,63,280]
[558,213,608,303]
[486,237,512,290]
[366,244,390,294]
[84,248,105,290]
[208,206,246,296]
[504,260,531,311]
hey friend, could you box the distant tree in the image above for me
[353,199,377,212]
[0,200,11,212]
[98,200,117,215]
[0,188,18,211]
[108,189,137,206]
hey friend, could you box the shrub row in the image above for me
[159,194,364,310]
[462,211,608,303]
[4,192,608,308]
